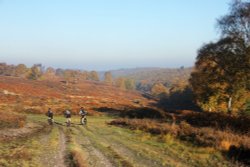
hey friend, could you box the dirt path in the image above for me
[59,118,185,167]
[38,126,67,167]
[77,124,168,167]
[73,127,115,167]
[1,115,231,167]
[57,127,67,167]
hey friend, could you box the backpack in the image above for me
[65,110,71,117]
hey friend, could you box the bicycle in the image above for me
[48,117,53,125]
[66,118,71,127]
[80,115,87,125]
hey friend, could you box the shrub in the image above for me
[0,111,26,128]
[181,112,250,135]
[109,118,250,165]
[120,107,167,119]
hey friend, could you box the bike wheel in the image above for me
[81,118,84,125]
[82,117,87,125]
[66,119,71,127]
[48,119,53,125]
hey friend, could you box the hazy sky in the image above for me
[0,0,230,70]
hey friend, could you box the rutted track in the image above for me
[38,126,67,167]
[72,127,115,167]
[0,120,68,167]
[1,115,232,167]
[75,125,157,167]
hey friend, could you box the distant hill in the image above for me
[101,67,193,90]
[106,67,165,78]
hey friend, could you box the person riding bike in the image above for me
[64,110,71,126]
[46,108,54,125]
[79,107,87,125]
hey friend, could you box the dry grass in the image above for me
[69,149,87,167]
[0,110,26,129]
[0,76,153,116]
[109,118,250,165]
[180,111,250,135]
[64,128,88,167]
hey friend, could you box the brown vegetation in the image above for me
[0,76,154,116]
[190,0,250,113]
[109,118,250,165]
[67,149,87,167]
[179,111,250,135]
[0,110,26,129]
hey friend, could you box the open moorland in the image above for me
[0,75,249,167]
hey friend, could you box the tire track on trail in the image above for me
[72,126,115,167]
[38,126,67,167]
[57,126,67,167]
[0,121,68,167]
[77,125,161,167]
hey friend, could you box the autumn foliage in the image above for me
[0,110,26,128]
[190,0,250,114]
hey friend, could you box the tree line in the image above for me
[0,63,136,90]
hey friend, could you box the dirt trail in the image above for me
[57,127,67,167]
[38,126,67,167]
[1,115,230,167]
[78,125,163,167]
[73,127,115,167]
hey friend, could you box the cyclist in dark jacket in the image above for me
[46,108,53,118]
[64,110,71,118]
[79,107,87,124]
[46,108,54,124]
[64,110,71,126]
[79,107,87,116]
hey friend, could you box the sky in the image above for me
[0,0,231,71]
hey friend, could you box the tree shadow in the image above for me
[94,106,171,120]
[156,87,201,111]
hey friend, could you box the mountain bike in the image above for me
[48,117,53,125]
[80,115,87,125]
[66,118,71,127]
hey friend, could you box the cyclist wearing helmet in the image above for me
[79,107,87,125]
[46,108,54,125]
[64,109,71,126]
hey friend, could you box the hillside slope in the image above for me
[0,76,154,115]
